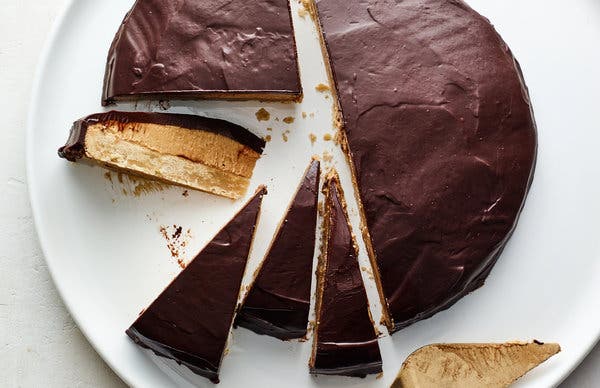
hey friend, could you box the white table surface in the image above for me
[1,1,598,387]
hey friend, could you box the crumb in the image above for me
[376,372,384,380]
[117,172,125,184]
[309,113,315,118]
[267,127,273,131]
[255,108,270,121]
[322,151,333,163]
[159,225,192,269]
[324,95,330,99]
[283,116,295,124]
[323,133,333,141]
[309,133,317,145]
[334,130,342,145]
[104,171,113,183]
[282,131,289,142]
[318,200,324,216]
[122,188,128,195]
[275,117,280,122]
[302,112,307,119]
[315,83,330,93]
[298,7,308,18]
[265,134,272,142]
[132,179,165,197]
[182,190,189,197]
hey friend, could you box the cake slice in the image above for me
[236,159,320,340]
[102,0,302,105]
[58,111,265,199]
[391,341,560,387]
[126,186,266,384]
[310,172,382,377]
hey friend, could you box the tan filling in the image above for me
[391,342,561,388]
[307,0,393,330]
[84,124,257,199]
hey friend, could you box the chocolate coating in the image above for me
[236,160,320,340]
[126,187,267,384]
[311,176,382,377]
[314,0,537,331]
[58,111,266,162]
[102,0,302,105]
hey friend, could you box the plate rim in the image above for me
[25,1,600,387]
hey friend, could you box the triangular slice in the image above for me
[126,186,267,384]
[102,0,302,105]
[236,159,320,340]
[310,172,382,377]
[392,342,561,388]
[58,111,265,199]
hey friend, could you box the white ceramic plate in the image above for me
[27,0,600,387]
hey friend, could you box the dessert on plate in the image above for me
[102,0,302,105]
[58,111,265,199]
[236,159,321,340]
[310,172,382,377]
[310,0,538,332]
[126,186,267,383]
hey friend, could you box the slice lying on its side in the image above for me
[310,171,382,377]
[392,341,560,388]
[236,159,320,340]
[102,0,302,105]
[126,186,267,384]
[58,111,265,199]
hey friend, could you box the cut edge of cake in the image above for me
[305,0,394,332]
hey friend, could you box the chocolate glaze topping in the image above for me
[236,160,320,340]
[102,0,302,105]
[126,187,266,384]
[311,175,382,377]
[58,111,266,162]
[314,0,537,332]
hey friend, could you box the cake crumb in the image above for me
[267,127,273,131]
[309,133,317,145]
[302,112,307,119]
[283,116,295,124]
[298,7,308,18]
[323,133,333,141]
[159,225,192,269]
[104,171,113,183]
[376,372,384,380]
[265,135,272,142]
[315,83,331,93]
[182,190,189,197]
[132,179,165,197]
[255,108,271,121]
[322,151,333,163]
[282,131,290,142]
[310,113,315,118]
[275,117,280,122]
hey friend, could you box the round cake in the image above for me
[312,0,537,332]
